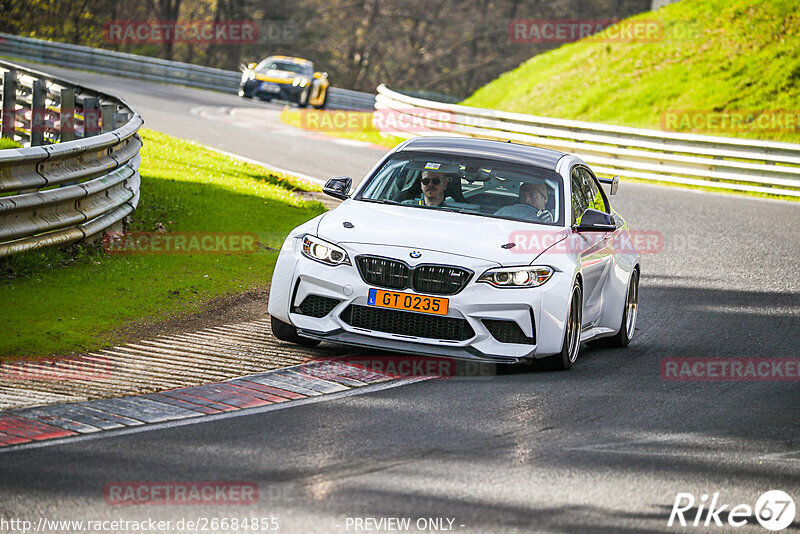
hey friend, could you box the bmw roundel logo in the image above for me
[410,250,422,259]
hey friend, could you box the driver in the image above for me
[402,171,453,207]
[494,181,554,223]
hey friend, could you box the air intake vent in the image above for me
[482,319,536,345]
[295,295,341,318]
[341,305,474,341]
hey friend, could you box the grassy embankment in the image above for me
[0,138,22,150]
[464,0,800,199]
[0,128,326,358]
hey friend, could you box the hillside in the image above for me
[463,0,800,143]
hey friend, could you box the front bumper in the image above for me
[240,79,303,101]
[268,237,574,363]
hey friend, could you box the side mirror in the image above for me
[598,175,620,195]
[324,176,352,200]
[574,209,616,232]
[314,72,328,79]
[247,62,257,70]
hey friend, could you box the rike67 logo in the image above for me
[668,490,796,531]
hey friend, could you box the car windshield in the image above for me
[256,60,308,74]
[357,153,565,226]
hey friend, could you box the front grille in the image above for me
[341,305,474,341]
[356,256,472,295]
[413,265,472,295]
[356,256,410,290]
[295,295,341,318]
[483,319,536,345]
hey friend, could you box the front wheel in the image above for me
[297,86,310,108]
[542,282,582,371]
[313,88,328,109]
[270,316,321,347]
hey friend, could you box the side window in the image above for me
[570,168,590,224]
[579,168,608,213]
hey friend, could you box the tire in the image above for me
[297,86,310,108]
[542,282,583,371]
[313,88,328,110]
[596,269,639,348]
[270,316,321,347]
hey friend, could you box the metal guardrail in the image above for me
[0,60,142,257]
[0,33,376,111]
[375,85,800,198]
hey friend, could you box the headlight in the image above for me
[301,235,350,266]
[292,77,309,87]
[477,266,553,288]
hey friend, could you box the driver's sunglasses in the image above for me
[421,177,443,185]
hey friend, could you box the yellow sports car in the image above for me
[239,55,329,108]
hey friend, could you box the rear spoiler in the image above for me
[598,175,620,195]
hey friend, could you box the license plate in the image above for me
[367,288,448,316]
[260,83,280,93]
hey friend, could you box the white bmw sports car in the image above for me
[268,137,640,369]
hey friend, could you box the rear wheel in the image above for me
[542,283,582,371]
[598,269,639,348]
[270,316,321,347]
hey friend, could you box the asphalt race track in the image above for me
[0,65,798,533]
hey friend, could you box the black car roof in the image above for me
[395,137,566,171]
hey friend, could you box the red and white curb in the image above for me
[0,362,429,450]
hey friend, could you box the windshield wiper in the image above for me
[358,198,400,205]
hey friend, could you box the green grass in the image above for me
[464,0,800,143]
[0,128,327,358]
[280,108,406,149]
[0,138,21,150]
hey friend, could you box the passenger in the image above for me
[494,182,554,223]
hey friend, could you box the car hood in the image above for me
[265,69,304,79]
[315,200,569,265]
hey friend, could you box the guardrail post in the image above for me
[60,88,75,142]
[30,79,46,146]
[83,96,100,137]
[1,70,16,139]
[101,103,115,133]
